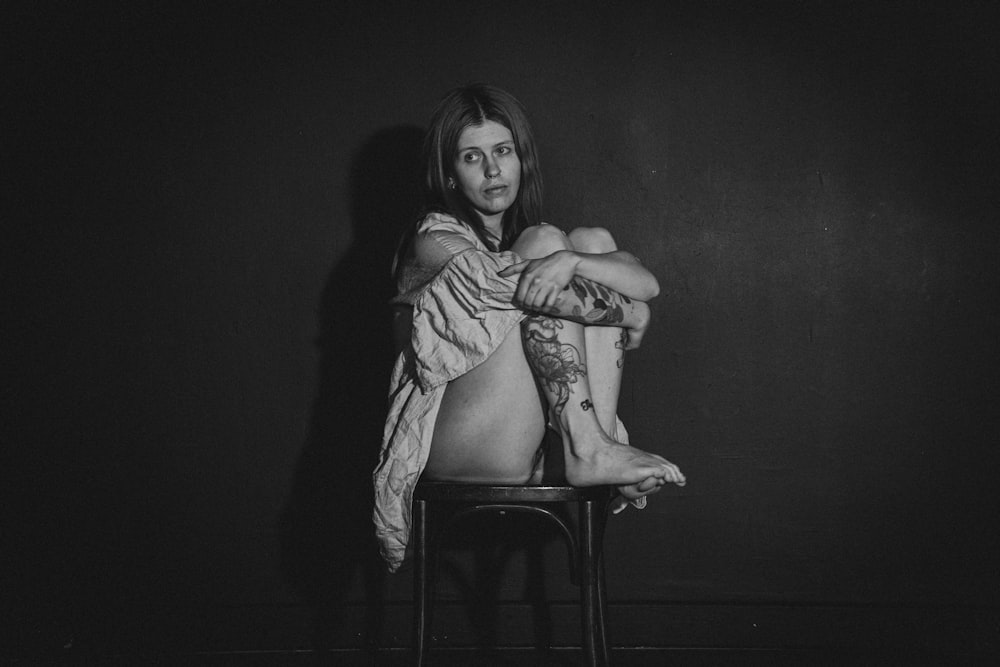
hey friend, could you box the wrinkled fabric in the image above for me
[373,214,526,571]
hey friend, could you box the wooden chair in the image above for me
[411,481,615,666]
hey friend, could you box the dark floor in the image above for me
[62,646,992,666]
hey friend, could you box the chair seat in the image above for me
[414,481,614,503]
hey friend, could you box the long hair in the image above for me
[422,84,543,251]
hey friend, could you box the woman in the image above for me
[373,84,685,571]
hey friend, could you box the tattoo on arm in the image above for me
[522,316,587,420]
[543,277,630,325]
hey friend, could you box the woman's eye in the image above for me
[463,152,479,162]
[497,146,511,155]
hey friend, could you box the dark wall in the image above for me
[6,1,999,657]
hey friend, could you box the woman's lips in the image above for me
[483,184,507,197]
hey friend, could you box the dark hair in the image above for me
[422,83,543,251]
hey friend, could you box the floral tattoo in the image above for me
[522,316,587,419]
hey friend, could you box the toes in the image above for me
[637,477,660,493]
[618,474,664,500]
[660,461,686,486]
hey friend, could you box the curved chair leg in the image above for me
[413,498,429,667]
[412,484,614,665]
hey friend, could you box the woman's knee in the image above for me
[512,223,572,259]
[568,226,617,253]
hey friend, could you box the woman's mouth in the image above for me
[483,184,507,197]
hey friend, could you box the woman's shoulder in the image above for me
[413,212,484,259]
[416,211,475,237]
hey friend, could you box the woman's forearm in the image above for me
[529,276,651,348]
[571,250,660,301]
[499,248,660,307]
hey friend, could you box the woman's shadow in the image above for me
[278,125,424,655]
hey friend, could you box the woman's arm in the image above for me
[499,249,659,303]
[575,249,659,300]
[528,274,652,350]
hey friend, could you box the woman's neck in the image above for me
[483,216,503,244]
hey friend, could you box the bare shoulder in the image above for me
[412,213,479,267]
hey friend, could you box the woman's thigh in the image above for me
[424,324,547,483]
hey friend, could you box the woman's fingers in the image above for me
[506,256,571,310]
[519,275,561,310]
[506,252,577,302]
[518,275,542,307]
[498,260,528,278]
[510,274,531,306]
[624,324,646,350]
[541,284,562,309]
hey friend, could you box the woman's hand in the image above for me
[499,250,580,311]
[624,301,651,350]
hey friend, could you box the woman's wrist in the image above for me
[560,249,583,272]
[561,250,585,283]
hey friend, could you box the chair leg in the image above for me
[595,503,611,666]
[580,499,608,667]
[413,498,429,667]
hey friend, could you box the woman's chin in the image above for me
[476,200,513,218]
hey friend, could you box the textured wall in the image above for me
[6,1,998,655]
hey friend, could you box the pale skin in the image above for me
[422,121,685,499]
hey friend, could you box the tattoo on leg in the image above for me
[581,399,594,411]
[616,329,627,368]
[522,316,587,420]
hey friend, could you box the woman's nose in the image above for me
[484,157,501,178]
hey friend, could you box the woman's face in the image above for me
[452,120,521,231]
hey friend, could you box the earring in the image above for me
[447,178,456,190]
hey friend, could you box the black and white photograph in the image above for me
[5,1,998,664]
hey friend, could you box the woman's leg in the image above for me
[512,226,683,488]
[568,227,671,498]
[566,227,626,437]
[424,323,549,483]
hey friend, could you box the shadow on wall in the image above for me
[278,125,425,650]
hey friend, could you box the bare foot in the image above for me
[563,435,686,488]
[611,464,684,512]
[618,460,684,497]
